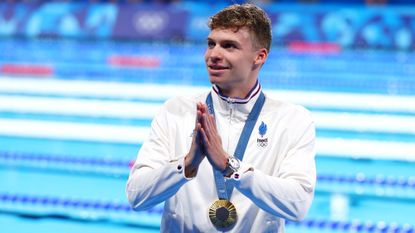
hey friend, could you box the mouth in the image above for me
[207,64,230,71]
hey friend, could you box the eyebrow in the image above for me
[207,37,241,46]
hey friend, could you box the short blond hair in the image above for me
[208,4,272,51]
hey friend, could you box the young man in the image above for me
[126,4,316,232]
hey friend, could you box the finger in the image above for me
[192,112,201,140]
[203,113,216,139]
[194,105,201,128]
[205,113,216,134]
[196,109,203,125]
[200,113,210,139]
[208,114,218,135]
[198,102,206,114]
[199,127,210,148]
[200,103,208,114]
[197,102,202,111]
[195,123,202,142]
[191,122,201,144]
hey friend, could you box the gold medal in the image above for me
[208,199,237,230]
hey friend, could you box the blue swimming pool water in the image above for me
[1,133,414,232]
[1,38,414,232]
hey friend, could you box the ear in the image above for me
[254,48,268,66]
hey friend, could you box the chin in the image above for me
[208,77,218,84]
[209,75,224,83]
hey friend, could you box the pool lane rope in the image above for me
[1,151,414,189]
[0,193,413,233]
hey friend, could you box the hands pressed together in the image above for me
[184,102,229,178]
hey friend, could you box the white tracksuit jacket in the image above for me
[126,87,316,233]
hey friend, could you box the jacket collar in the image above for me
[212,80,261,104]
[211,80,262,116]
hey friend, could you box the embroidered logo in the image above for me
[257,121,268,148]
[259,121,267,137]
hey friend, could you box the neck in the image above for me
[213,80,260,104]
[217,79,258,99]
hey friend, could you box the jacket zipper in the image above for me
[227,99,234,153]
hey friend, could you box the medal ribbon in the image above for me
[205,91,265,200]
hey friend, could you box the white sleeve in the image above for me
[230,112,316,221]
[125,104,192,211]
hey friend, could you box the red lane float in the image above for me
[0,64,54,76]
[288,41,341,54]
[108,55,161,68]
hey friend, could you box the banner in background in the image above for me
[1,2,415,49]
[113,6,187,40]
[0,2,118,38]
[268,7,415,50]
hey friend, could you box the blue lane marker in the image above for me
[286,218,414,233]
[0,193,163,215]
[2,151,415,190]
[317,174,415,189]
[0,151,131,168]
[1,192,414,232]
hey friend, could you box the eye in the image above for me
[223,43,237,49]
[207,40,215,48]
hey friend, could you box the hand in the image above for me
[199,104,228,171]
[184,102,206,177]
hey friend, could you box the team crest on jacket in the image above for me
[257,121,268,148]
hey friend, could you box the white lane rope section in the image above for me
[1,76,415,113]
[0,118,414,161]
[0,95,159,119]
[0,95,414,135]
[0,76,206,100]
[0,118,148,144]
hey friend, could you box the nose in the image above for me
[206,45,222,62]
